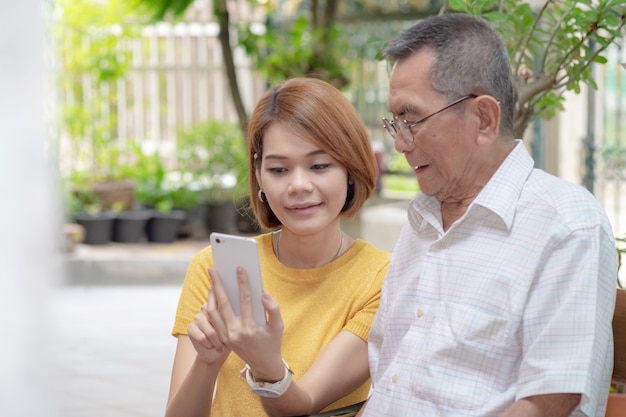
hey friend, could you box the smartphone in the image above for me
[210,232,266,325]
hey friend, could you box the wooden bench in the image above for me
[607,288,626,416]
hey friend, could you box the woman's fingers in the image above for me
[262,290,284,336]
[200,303,227,351]
[207,268,236,343]
[189,304,226,352]
[209,267,259,327]
[236,267,256,327]
[208,268,235,319]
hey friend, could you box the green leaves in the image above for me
[447,0,626,136]
[56,0,144,182]
[240,13,351,88]
[137,0,195,21]
[176,120,248,201]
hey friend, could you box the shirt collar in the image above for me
[409,140,534,232]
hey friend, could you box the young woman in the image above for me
[165,77,390,417]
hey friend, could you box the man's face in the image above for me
[387,49,479,204]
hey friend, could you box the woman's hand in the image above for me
[208,267,287,381]
[187,289,231,367]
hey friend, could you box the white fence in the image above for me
[56,0,267,174]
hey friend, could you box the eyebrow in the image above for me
[263,149,328,160]
[390,103,416,118]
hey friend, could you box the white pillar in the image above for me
[0,1,59,416]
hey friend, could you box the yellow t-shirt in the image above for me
[172,232,390,416]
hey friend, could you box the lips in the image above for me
[287,202,322,215]
[288,202,321,210]
[413,164,429,173]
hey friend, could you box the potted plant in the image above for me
[123,141,192,243]
[111,201,151,243]
[176,119,249,234]
[145,199,186,243]
[69,188,116,245]
[169,183,206,239]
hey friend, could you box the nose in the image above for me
[287,168,313,194]
[394,133,415,154]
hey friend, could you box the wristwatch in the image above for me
[241,361,294,398]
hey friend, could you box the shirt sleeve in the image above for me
[344,261,388,342]
[171,246,214,337]
[517,224,617,416]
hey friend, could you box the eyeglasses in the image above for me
[382,94,477,142]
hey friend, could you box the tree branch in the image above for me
[539,2,577,74]
[512,0,551,76]
[515,72,556,106]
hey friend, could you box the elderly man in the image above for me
[359,13,617,417]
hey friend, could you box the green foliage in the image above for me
[67,187,102,216]
[382,174,420,197]
[135,0,194,21]
[123,141,201,211]
[239,14,351,88]
[155,198,175,213]
[55,0,143,181]
[140,0,352,87]
[176,120,249,202]
[446,0,626,137]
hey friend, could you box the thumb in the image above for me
[262,291,284,334]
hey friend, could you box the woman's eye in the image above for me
[268,167,286,174]
[311,163,330,170]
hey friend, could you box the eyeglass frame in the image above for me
[382,94,478,142]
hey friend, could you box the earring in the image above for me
[258,189,267,203]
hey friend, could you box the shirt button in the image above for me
[391,374,398,383]
[435,240,445,249]
[416,309,424,318]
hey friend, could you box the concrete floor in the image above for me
[51,285,181,417]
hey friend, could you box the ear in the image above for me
[474,95,501,146]
[253,154,263,189]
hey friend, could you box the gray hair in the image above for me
[384,13,515,136]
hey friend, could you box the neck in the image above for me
[440,140,517,231]
[274,229,345,268]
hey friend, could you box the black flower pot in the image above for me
[74,211,116,245]
[112,210,151,243]
[177,204,208,239]
[146,210,186,243]
[203,200,236,234]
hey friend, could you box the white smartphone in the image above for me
[209,232,266,325]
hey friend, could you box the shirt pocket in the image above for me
[410,301,517,411]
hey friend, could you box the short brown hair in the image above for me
[247,77,377,229]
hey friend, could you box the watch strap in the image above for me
[241,361,294,398]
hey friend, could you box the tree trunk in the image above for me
[215,0,248,135]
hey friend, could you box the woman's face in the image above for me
[256,123,349,236]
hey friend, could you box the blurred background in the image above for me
[52,0,626,255]
[2,1,624,416]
